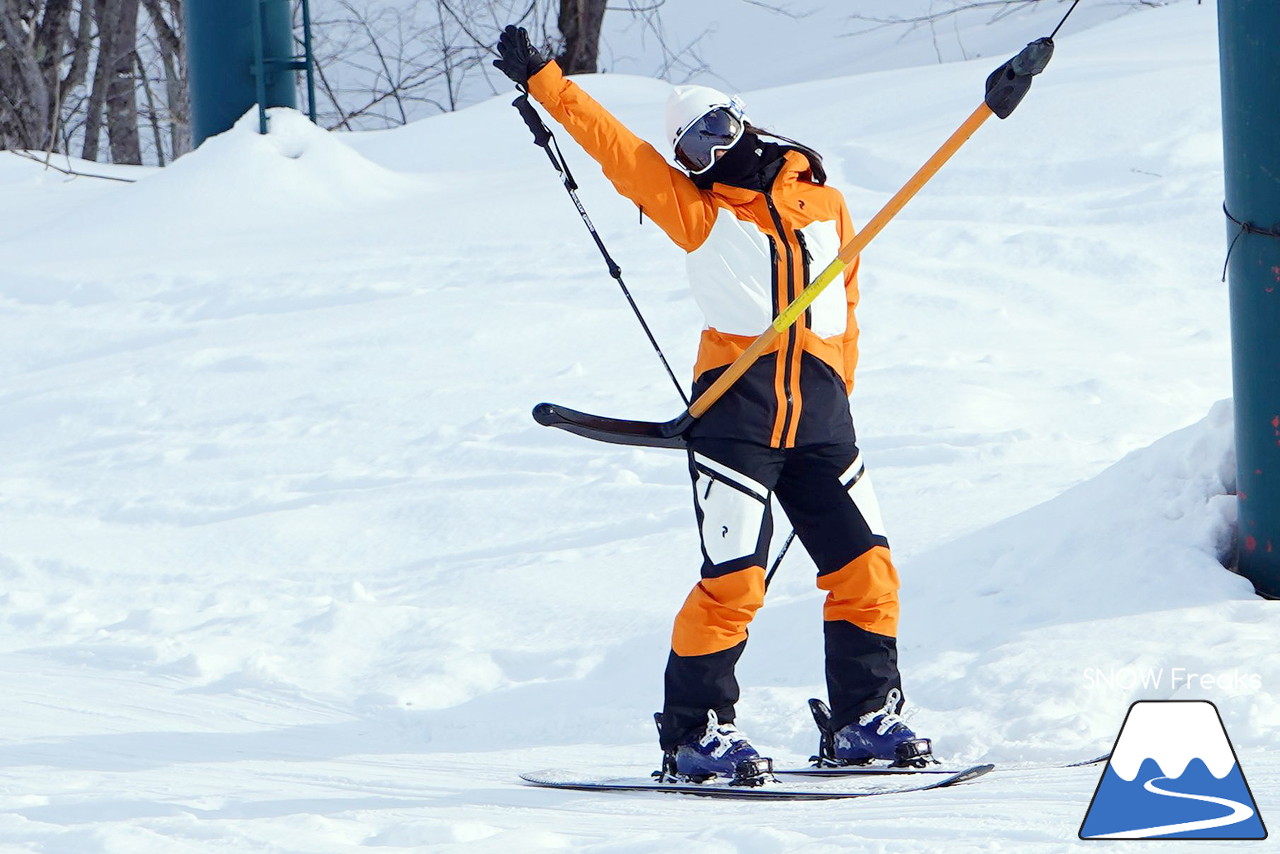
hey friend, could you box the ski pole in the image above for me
[684,36,1060,420]
[511,91,691,407]
[764,527,796,590]
[758,33,1060,583]
[687,101,994,419]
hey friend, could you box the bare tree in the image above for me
[845,0,1170,38]
[307,0,474,129]
[1,0,821,165]
[556,0,605,74]
[306,0,557,131]
[303,0,718,130]
[2,0,186,166]
[104,0,142,163]
[0,0,78,151]
[139,0,189,160]
[842,0,1172,66]
[82,0,142,162]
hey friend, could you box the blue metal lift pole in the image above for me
[185,0,301,147]
[1219,0,1280,597]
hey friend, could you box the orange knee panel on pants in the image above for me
[817,546,900,638]
[671,567,767,657]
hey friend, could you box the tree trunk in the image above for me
[83,0,143,163]
[0,0,55,149]
[82,0,111,160]
[60,3,96,109]
[104,0,141,163]
[140,0,188,158]
[556,0,606,76]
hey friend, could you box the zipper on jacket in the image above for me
[794,229,814,331]
[767,236,780,315]
[764,192,799,446]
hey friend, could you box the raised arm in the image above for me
[525,62,717,253]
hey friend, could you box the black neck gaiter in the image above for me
[691,133,786,192]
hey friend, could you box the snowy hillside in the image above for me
[311,0,1167,128]
[597,0,1161,92]
[1,1,1275,851]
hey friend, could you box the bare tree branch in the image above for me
[7,146,137,181]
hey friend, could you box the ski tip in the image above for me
[946,763,995,786]
[1065,753,1111,768]
[520,769,577,786]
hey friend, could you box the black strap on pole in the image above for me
[1222,203,1280,282]
[511,90,690,407]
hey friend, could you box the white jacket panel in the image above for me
[684,207,775,336]
[685,209,848,339]
[799,218,848,339]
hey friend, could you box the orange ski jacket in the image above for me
[527,63,862,449]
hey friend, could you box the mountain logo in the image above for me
[1079,700,1266,840]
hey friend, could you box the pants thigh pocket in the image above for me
[692,453,770,567]
[841,453,888,540]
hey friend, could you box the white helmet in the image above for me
[664,85,749,153]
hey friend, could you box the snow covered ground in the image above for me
[1,1,1275,850]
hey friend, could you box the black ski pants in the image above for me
[659,436,903,749]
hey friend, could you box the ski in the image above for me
[776,764,977,778]
[519,763,993,800]
[1063,753,1113,768]
[775,753,1110,778]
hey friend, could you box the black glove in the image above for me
[984,37,1054,119]
[493,25,550,87]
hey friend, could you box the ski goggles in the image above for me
[673,106,746,175]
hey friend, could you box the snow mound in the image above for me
[131,107,412,216]
[9,108,431,274]
[890,402,1274,764]
[731,402,1262,767]
[908,400,1242,646]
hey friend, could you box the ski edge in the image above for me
[776,764,969,777]
[519,763,994,800]
[776,752,1109,777]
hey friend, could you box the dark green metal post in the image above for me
[1219,0,1280,598]
[185,0,299,146]
[300,0,318,124]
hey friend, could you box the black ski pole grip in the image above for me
[513,94,552,147]
[984,37,1055,119]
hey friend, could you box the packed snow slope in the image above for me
[0,2,1274,851]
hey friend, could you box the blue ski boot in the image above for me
[810,691,934,767]
[657,710,773,785]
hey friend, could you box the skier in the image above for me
[494,25,930,779]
